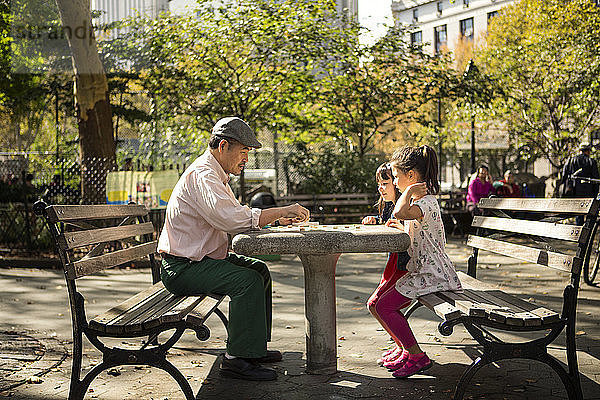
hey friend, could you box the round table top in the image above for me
[232,224,410,255]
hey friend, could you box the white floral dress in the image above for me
[394,194,462,299]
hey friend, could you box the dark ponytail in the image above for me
[390,145,440,195]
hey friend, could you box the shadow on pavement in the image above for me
[194,349,600,400]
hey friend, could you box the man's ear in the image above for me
[218,139,228,152]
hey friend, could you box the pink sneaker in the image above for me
[392,353,432,378]
[382,349,409,370]
[376,347,398,365]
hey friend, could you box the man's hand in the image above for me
[362,215,378,225]
[258,203,310,228]
[283,203,310,223]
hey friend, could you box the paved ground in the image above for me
[1,238,599,399]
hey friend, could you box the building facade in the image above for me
[169,0,358,22]
[391,0,513,54]
[92,0,169,38]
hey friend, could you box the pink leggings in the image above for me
[373,287,417,349]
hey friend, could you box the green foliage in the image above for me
[0,0,75,153]
[477,0,600,169]
[103,0,343,141]
[288,23,457,157]
[285,140,384,194]
[101,0,458,161]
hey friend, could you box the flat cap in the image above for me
[212,117,262,148]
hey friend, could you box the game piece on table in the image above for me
[292,221,320,227]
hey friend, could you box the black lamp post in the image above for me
[463,60,479,174]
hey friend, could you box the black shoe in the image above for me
[219,357,277,381]
[252,350,283,363]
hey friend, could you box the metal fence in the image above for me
[0,140,384,257]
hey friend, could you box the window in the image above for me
[487,11,499,26]
[434,25,447,54]
[411,31,422,45]
[460,17,474,41]
[412,8,419,22]
[437,1,443,14]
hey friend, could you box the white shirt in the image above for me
[395,195,462,299]
[157,149,262,261]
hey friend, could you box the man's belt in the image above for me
[161,253,191,262]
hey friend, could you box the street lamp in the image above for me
[463,60,479,174]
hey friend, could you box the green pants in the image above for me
[160,253,272,358]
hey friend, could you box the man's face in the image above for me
[220,139,251,175]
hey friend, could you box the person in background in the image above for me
[493,170,521,198]
[560,142,599,225]
[466,165,493,216]
[560,142,599,198]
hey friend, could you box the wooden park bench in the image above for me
[33,201,227,400]
[437,190,470,236]
[276,193,377,223]
[406,197,595,400]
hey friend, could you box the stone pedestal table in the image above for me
[231,224,410,374]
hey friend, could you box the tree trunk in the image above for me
[54,0,116,204]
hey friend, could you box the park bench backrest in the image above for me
[36,203,160,283]
[468,197,599,318]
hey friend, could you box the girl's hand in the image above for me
[406,182,428,201]
[278,217,294,226]
[362,216,377,225]
[385,218,403,230]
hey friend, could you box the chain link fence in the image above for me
[0,139,382,258]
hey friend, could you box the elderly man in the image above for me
[158,117,309,381]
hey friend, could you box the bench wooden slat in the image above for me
[187,296,222,326]
[46,205,148,222]
[123,295,184,333]
[471,216,582,242]
[89,283,169,333]
[317,213,366,219]
[486,290,561,324]
[467,235,575,272]
[464,289,542,327]
[437,291,486,318]
[459,289,523,326]
[418,293,463,321]
[160,296,206,324]
[67,241,157,279]
[317,200,375,206]
[109,291,178,334]
[478,198,594,214]
[458,272,559,324]
[60,222,155,250]
[316,194,372,200]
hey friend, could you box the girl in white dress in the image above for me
[374,145,462,378]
